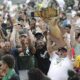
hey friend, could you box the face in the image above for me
[17,24,21,29]
[65,27,70,33]
[20,35,29,45]
[0,42,5,49]
[4,42,11,53]
[0,61,7,74]
[30,20,36,29]
[16,24,23,32]
[20,20,24,26]
[36,39,45,49]
[59,13,65,19]
[58,51,67,58]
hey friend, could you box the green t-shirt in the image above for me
[2,69,15,80]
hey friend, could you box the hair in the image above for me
[28,68,51,80]
[65,24,71,29]
[23,11,27,16]
[61,12,66,16]
[76,12,80,17]
[68,70,80,80]
[76,33,80,39]
[19,18,24,22]
[31,18,36,22]
[34,33,44,40]
[58,47,67,53]
[1,54,15,68]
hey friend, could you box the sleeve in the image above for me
[49,51,59,61]
[11,48,19,57]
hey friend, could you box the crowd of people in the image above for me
[0,0,80,80]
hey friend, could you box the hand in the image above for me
[47,30,51,39]
[18,48,23,52]
[25,23,31,30]
[19,52,24,56]
[52,42,56,47]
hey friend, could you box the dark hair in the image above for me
[18,17,24,22]
[34,33,44,40]
[23,11,27,16]
[76,12,80,17]
[58,47,67,52]
[31,12,34,17]
[28,68,51,80]
[61,12,66,16]
[76,33,80,39]
[68,70,79,80]
[65,24,71,29]
[1,54,15,68]
[31,18,36,22]
[20,18,24,22]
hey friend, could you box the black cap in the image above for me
[34,32,44,39]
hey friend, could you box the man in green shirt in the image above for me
[0,54,20,80]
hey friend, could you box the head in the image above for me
[0,41,11,54]
[76,12,80,18]
[14,22,23,32]
[58,47,67,58]
[0,55,15,72]
[65,24,71,33]
[35,38,46,50]
[35,32,44,40]
[20,19,24,26]
[28,68,51,80]
[59,12,66,19]
[3,41,11,53]
[29,18,36,29]
[23,11,28,21]
[68,70,79,80]
[19,33,29,46]
[76,33,80,43]
[0,41,5,49]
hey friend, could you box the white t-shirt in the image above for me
[42,0,51,8]
[3,0,8,4]
[75,18,80,28]
[47,52,73,80]
[64,32,71,48]
[26,0,30,4]
[64,33,71,43]
[56,0,65,8]
[71,10,77,18]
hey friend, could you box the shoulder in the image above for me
[11,48,19,56]
[10,73,20,80]
[50,51,59,61]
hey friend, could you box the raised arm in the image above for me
[47,31,54,56]
[10,25,21,48]
[28,29,36,54]
[25,22,36,54]
[70,18,76,47]
[10,27,16,48]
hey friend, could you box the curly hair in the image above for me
[1,54,15,68]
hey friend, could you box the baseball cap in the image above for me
[34,32,44,39]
